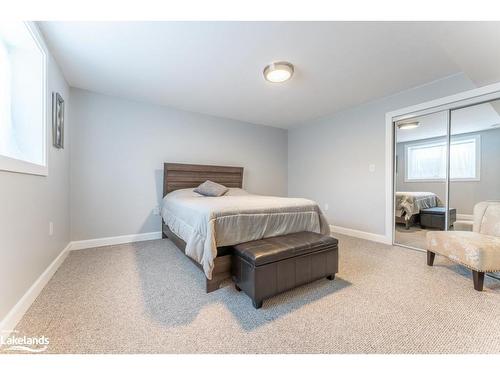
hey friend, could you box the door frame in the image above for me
[385,81,500,247]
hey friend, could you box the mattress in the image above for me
[161,188,330,279]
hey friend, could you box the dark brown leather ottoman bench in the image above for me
[231,232,339,309]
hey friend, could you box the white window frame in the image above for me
[0,22,48,176]
[404,134,481,183]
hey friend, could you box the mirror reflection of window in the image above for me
[405,135,480,181]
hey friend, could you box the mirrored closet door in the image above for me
[394,110,449,249]
[449,99,500,240]
[393,96,500,252]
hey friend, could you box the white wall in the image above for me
[69,89,288,241]
[0,54,70,323]
[288,74,476,236]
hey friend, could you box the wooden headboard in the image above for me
[163,163,244,197]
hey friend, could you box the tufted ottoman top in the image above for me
[233,232,338,267]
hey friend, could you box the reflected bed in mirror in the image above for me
[394,191,450,249]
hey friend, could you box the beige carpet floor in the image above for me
[5,234,500,354]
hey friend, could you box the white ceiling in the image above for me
[39,21,500,129]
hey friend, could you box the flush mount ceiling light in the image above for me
[397,121,420,130]
[263,61,294,83]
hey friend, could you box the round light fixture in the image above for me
[263,61,294,83]
[397,121,420,130]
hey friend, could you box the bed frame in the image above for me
[162,163,244,293]
[395,212,419,230]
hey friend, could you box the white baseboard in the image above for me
[330,225,391,244]
[1,225,392,345]
[456,214,474,221]
[69,231,162,251]
[0,231,164,345]
[0,242,71,346]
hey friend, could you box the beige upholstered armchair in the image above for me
[426,201,500,291]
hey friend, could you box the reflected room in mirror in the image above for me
[394,110,449,249]
[449,98,500,240]
[394,98,500,253]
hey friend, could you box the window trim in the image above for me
[404,134,481,183]
[0,21,49,176]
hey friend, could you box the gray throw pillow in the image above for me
[194,180,229,197]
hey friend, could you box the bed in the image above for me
[395,191,443,229]
[161,163,330,292]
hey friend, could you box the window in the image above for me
[0,22,47,175]
[405,135,480,182]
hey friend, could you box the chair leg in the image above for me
[252,299,263,309]
[472,271,485,291]
[427,251,435,266]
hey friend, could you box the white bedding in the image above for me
[161,188,330,279]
